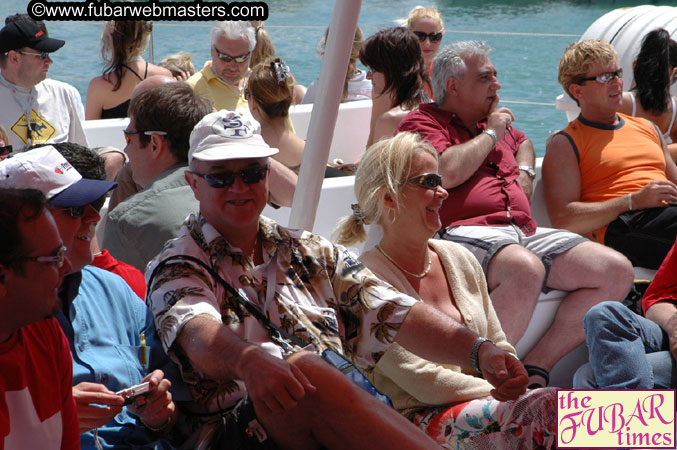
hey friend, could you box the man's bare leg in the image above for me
[255,352,439,450]
[522,242,633,385]
[487,244,545,344]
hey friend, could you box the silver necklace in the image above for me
[376,245,432,279]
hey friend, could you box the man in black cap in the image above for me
[0,17,88,152]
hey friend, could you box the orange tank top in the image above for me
[559,113,666,243]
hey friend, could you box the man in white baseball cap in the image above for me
[146,110,523,449]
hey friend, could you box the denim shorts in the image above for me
[438,223,587,292]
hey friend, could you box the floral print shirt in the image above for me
[146,212,417,412]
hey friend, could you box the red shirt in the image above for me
[92,249,146,300]
[0,319,79,449]
[642,239,677,314]
[398,103,537,235]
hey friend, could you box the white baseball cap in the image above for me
[188,110,278,163]
[0,146,117,207]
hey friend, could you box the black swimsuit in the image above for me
[100,62,148,119]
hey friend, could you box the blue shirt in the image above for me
[57,266,187,450]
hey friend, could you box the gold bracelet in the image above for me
[140,416,172,433]
[628,193,633,211]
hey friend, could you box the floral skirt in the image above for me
[411,388,557,449]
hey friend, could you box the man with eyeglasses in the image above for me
[0,17,88,152]
[145,108,530,449]
[0,145,188,449]
[546,39,677,270]
[103,82,212,272]
[0,187,80,448]
[397,40,634,389]
[546,40,677,392]
[187,20,255,115]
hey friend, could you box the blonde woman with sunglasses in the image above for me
[335,132,557,449]
[407,6,445,99]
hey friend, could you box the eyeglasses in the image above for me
[0,145,12,156]
[577,68,623,85]
[192,164,269,188]
[54,206,86,218]
[214,47,251,63]
[405,173,443,190]
[413,31,443,43]
[123,128,167,145]
[17,50,50,60]
[12,245,67,268]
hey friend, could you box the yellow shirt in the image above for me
[187,61,249,112]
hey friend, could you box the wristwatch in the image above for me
[469,337,493,372]
[518,165,536,179]
[481,129,498,148]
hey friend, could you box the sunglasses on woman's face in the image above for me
[413,31,443,43]
[0,145,12,156]
[405,173,443,190]
[192,164,269,189]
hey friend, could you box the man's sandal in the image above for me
[524,365,550,389]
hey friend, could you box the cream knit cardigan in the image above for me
[360,239,516,418]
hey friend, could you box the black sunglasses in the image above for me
[0,144,12,156]
[405,173,443,190]
[577,68,623,85]
[413,31,443,43]
[193,164,269,189]
[214,47,251,63]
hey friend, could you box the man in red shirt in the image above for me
[398,40,634,387]
[0,188,79,448]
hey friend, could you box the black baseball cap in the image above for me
[0,20,64,54]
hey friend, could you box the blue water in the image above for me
[1,0,674,156]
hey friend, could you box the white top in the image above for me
[627,90,677,141]
[0,73,88,152]
[301,69,372,104]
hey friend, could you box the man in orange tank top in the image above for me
[546,39,677,270]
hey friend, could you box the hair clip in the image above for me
[351,203,366,223]
[273,59,291,84]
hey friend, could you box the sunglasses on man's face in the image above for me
[577,68,623,85]
[405,173,443,190]
[18,50,50,60]
[0,145,12,156]
[123,128,167,145]
[413,31,443,43]
[214,47,251,63]
[193,164,269,189]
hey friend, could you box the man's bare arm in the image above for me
[438,96,514,188]
[645,301,677,359]
[544,134,677,233]
[176,316,315,413]
[515,138,535,203]
[268,159,297,207]
[543,134,633,233]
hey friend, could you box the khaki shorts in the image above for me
[437,223,587,293]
